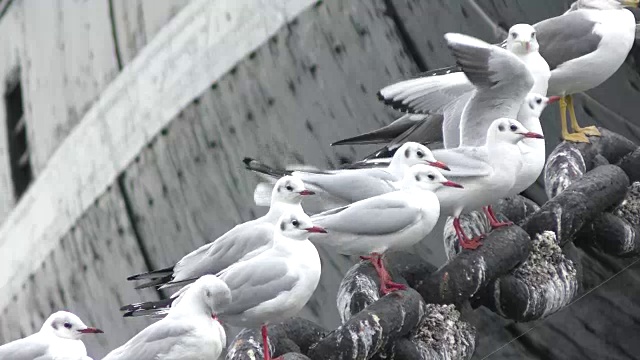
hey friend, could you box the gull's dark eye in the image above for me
[498,125,505,132]
[416,151,424,158]
[531,32,536,39]
[511,32,516,39]
[64,322,72,329]
[285,185,293,191]
[291,219,299,227]
[536,98,542,104]
[510,124,518,132]
[427,174,435,180]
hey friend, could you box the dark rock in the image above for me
[618,148,640,182]
[308,288,426,360]
[417,226,531,306]
[524,165,630,246]
[478,231,580,322]
[336,260,381,323]
[282,353,312,360]
[373,304,476,360]
[494,195,541,225]
[226,318,327,360]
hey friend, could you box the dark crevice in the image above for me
[0,0,15,22]
[383,0,428,72]
[116,176,165,300]
[108,0,124,70]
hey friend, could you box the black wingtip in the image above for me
[376,90,385,101]
[243,157,254,167]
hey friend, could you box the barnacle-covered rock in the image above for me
[478,231,580,321]
[336,260,381,323]
[419,225,531,306]
[524,165,630,246]
[308,288,426,360]
[226,318,326,360]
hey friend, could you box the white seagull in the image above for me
[126,175,314,289]
[430,118,544,249]
[243,142,449,211]
[371,23,549,149]
[511,93,560,196]
[121,210,325,360]
[0,311,103,360]
[309,164,463,294]
[531,0,639,142]
[103,275,230,360]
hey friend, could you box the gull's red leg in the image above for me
[375,254,406,295]
[483,205,513,229]
[262,325,271,360]
[453,217,483,250]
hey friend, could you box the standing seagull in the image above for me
[430,118,544,249]
[309,165,462,294]
[531,0,638,142]
[103,275,231,360]
[122,210,326,360]
[126,175,314,289]
[0,311,103,360]
[243,142,449,211]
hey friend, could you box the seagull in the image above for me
[103,275,231,360]
[429,118,544,249]
[0,311,103,360]
[309,164,462,295]
[529,0,639,142]
[121,210,325,360]
[243,142,449,211]
[126,175,314,289]
[511,93,560,196]
[370,24,549,149]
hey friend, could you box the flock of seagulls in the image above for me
[0,0,638,359]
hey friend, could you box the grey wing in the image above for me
[0,336,49,360]
[377,71,475,114]
[218,259,298,315]
[172,222,273,282]
[432,147,492,178]
[444,33,533,96]
[299,169,397,203]
[312,195,418,236]
[535,11,601,70]
[102,320,196,360]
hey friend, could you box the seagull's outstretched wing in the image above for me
[444,33,533,93]
[377,69,474,115]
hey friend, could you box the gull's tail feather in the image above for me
[121,298,174,317]
[127,266,174,281]
[158,277,199,290]
[127,266,175,289]
[243,157,292,180]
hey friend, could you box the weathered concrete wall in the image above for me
[111,0,191,65]
[0,186,159,359]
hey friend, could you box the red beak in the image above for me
[547,96,561,104]
[298,190,315,196]
[526,42,531,51]
[305,226,327,234]
[522,132,544,139]
[442,180,463,188]
[427,160,450,171]
[78,327,103,334]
